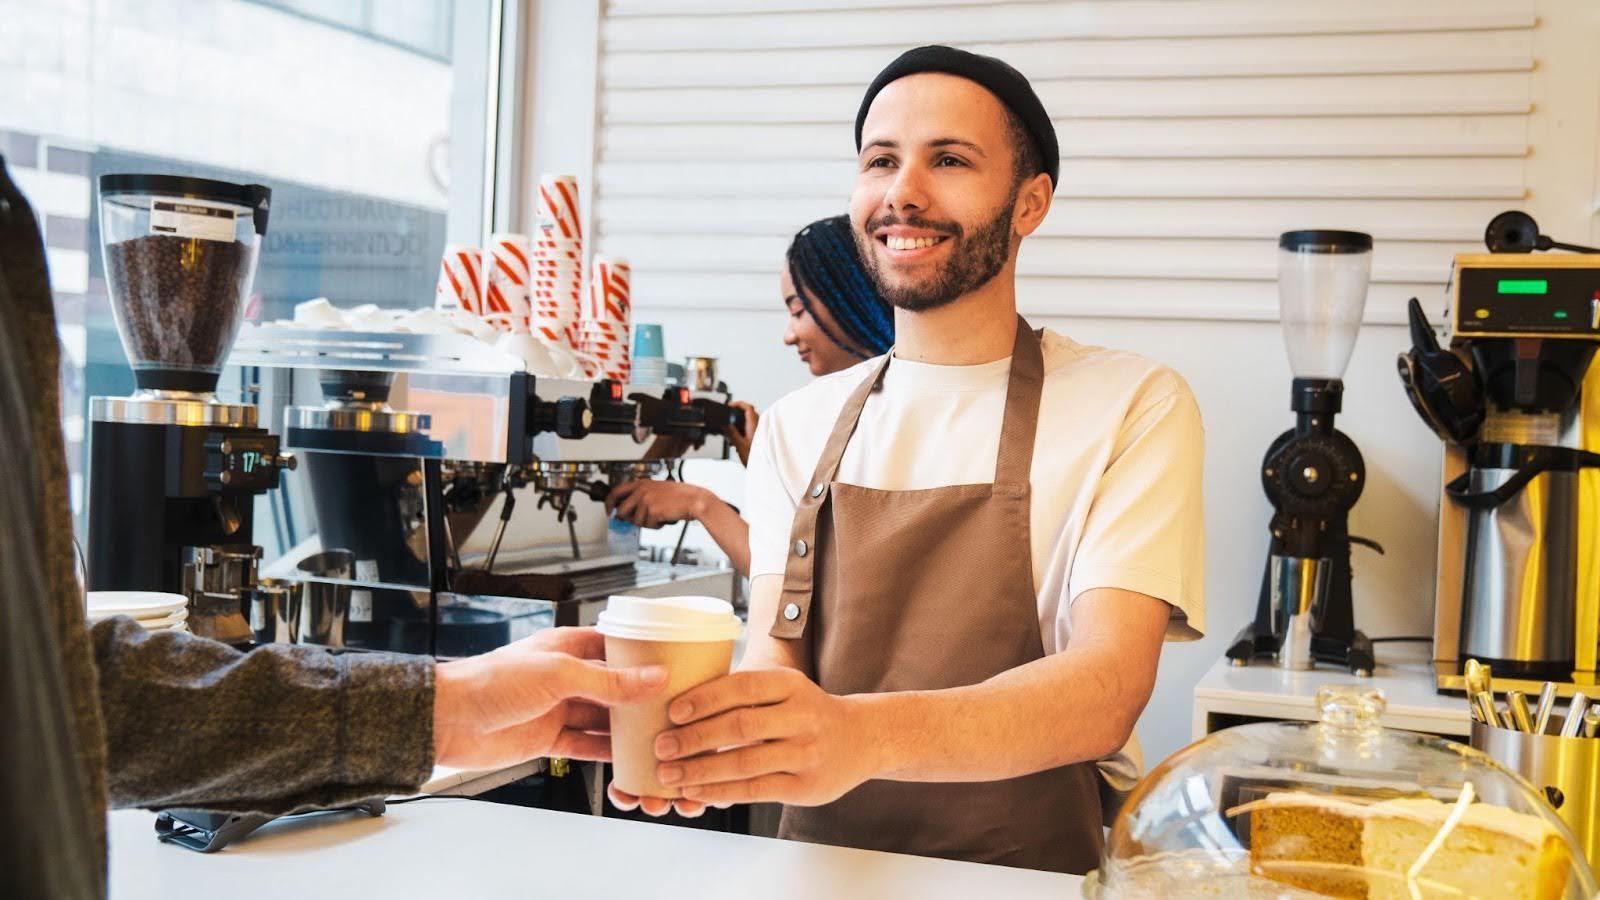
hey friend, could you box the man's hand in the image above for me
[608,667,877,815]
[606,479,712,529]
[433,627,666,769]
[725,401,759,467]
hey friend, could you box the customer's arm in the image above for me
[94,622,665,814]
[93,618,433,813]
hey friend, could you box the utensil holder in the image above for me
[296,550,354,648]
[1471,720,1600,867]
[250,580,301,644]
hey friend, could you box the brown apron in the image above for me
[769,315,1103,874]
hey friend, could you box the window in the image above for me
[0,0,504,528]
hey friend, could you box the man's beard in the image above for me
[857,195,1016,312]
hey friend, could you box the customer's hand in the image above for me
[607,667,874,817]
[606,479,713,529]
[433,627,666,769]
[725,401,759,467]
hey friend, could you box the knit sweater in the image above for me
[0,155,435,899]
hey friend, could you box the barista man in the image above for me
[609,46,1206,874]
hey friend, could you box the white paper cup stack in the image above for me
[435,244,485,316]
[581,254,631,382]
[533,174,584,349]
[631,323,668,387]
[482,232,533,333]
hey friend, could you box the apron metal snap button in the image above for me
[810,483,825,498]
[783,603,801,621]
[794,539,809,557]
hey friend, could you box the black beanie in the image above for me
[854,45,1059,187]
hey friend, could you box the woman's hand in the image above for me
[606,479,712,529]
[725,401,759,467]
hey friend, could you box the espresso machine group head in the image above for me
[1399,211,1600,695]
[1228,230,1379,675]
[86,175,295,643]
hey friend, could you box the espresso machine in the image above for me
[86,175,296,643]
[1398,211,1600,694]
[1228,230,1378,675]
[224,322,744,657]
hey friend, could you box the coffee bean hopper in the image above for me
[88,175,322,853]
[86,174,295,643]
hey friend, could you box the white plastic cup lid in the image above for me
[595,595,742,643]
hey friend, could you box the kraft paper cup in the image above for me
[597,595,742,799]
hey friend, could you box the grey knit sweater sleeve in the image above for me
[92,617,436,813]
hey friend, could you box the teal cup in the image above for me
[633,323,664,358]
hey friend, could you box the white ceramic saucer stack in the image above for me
[86,591,190,634]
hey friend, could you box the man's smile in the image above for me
[873,225,954,262]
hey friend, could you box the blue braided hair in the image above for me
[785,215,894,358]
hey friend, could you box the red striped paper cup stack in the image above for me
[481,233,532,333]
[579,254,631,382]
[532,174,584,348]
[435,244,484,315]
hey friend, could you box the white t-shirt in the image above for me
[744,328,1207,786]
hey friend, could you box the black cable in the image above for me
[1369,636,1432,644]
[387,794,474,806]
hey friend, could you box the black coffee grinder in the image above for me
[86,175,295,644]
[1228,231,1380,675]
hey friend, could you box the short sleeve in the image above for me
[745,403,800,580]
[1066,382,1206,640]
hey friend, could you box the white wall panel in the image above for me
[604,30,1535,89]
[540,0,1600,767]
[594,2,1542,327]
[603,2,1533,51]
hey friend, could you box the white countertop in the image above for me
[109,800,1083,899]
[1192,650,1470,741]
[418,760,543,796]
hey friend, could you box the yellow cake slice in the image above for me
[1249,792,1371,898]
[1243,791,1572,900]
[1361,797,1570,900]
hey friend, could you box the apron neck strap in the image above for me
[803,314,1045,490]
[802,349,892,491]
[995,315,1044,486]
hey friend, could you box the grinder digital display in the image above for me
[1498,278,1549,295]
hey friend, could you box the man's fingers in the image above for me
[669,668,798,725]
[605,783,704,818]
[660,740,801,788]
[657,704,807,759]
[607,784,641,812]
[681,773,801,806]
[554,656,667,705]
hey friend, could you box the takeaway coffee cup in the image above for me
[596,594,743,799]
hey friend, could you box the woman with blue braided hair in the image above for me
[782,214,895,375]
[606,215,892,575]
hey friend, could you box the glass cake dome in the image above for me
[1088,686,1596,899]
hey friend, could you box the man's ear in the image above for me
[1012,171,1053,239]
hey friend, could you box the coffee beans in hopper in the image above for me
[104,234,250,372]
